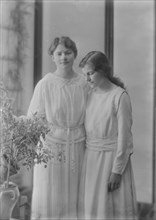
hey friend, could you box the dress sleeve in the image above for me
[27,80,45,117]
[112,91,133,174]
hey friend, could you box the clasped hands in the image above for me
[108,172,121,192]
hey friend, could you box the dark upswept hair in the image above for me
[48,36,78,58]
[79,51,125,89]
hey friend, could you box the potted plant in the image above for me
[0,81,51,220]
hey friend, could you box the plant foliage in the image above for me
[0,81,51,180]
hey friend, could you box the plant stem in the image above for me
[5,139,13,188]
[6,156,10,188]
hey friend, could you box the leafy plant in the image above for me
[0,81,51,188]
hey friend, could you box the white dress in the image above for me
[79,85,138,220]
[27,73,89,220]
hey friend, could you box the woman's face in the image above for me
[82,64,103,88]
[52,44,75,69]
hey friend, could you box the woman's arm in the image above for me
[27,80,45,117]
[108,92,133,192]
[112,92,133,174]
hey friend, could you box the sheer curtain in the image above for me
[0,1,35,219]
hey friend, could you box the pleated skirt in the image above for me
[31,141,85,220]
[78,149,138,220]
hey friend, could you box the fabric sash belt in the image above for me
[86,137,117,152]
[45,123,85,172]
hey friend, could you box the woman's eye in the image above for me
[88,71,95,76]
[65,51,72,55]
[57,51,72,56]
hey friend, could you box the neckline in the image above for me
[52,72,79,81]
[92,85,119,94]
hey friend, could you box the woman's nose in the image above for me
[86,74,91,82]
[61,53,66,59]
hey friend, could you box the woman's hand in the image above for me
[108,172,121,192]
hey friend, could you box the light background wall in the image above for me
[114,0,155,203]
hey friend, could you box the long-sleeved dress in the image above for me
[27,73,89,220]
[78,85,138,220]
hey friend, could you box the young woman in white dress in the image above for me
[78,51,138,220]
[27,36,89,220]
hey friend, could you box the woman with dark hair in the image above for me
[27,36,89,220]
[78,51,138,220]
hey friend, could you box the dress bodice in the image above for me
[85,86,131,139]
[27,73,89,141]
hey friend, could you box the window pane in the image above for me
[42,0,105,75]
[114,0,154,203]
